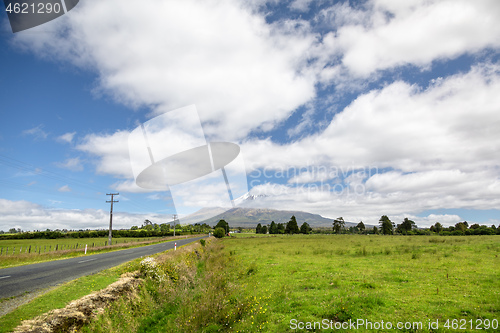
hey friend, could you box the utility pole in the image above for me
[172,214,177,237]
[106,193,119,246]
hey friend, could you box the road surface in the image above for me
[0,235,207,299]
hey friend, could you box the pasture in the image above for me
[0,237,170,268]
[74,234,499,332]
[222,234,500,332]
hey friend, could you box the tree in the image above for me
[277,223,285,234]
[373,226,379,234]
[433,222,443,233]
[379,215,394,235]
[261,225,268,234]
[396,218,416,234]
[269,221,278,234]
[300,222,312,234]
[130,225,139,230]
[285,215,300,234]
[256,223,262,234]
[213,227,225,238]
[160,223,170,232]
[356,221,366,233]
[8,228,17,234]
[215,220,229,234]
[333,217,345,234]
[455,222,467,233]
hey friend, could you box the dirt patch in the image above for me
[13,272,142,333]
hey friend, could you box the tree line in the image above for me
[331,215,500,235]
[0,220,213,240]
[255,216,312,235]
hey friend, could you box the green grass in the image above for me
[222,234,500,332]
[0,236,182,268]
[42,235,499,333]
[0,257,141,333]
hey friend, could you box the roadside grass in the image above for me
[222,234,500,332]
[79,239,258,333]
[0,236,193,268]
[0,257,141,333]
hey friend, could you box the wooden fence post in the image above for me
[28,245,31,253]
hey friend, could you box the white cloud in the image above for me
[331,0,500,76]
[13,0,317,141]
[57,132,76,144]
[58,185,72,192]
[290,0,313,12]
[242,64,500,218]
[76,131,133,178]
[0,199,162,231]
[55,157,84,171]
[22,125,48,140]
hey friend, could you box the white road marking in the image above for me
[0,275,11,280]
[78,258,96,264]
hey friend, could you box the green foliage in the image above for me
[261,225,268,234]
[379,215,394,235]
[285,215,300,234]
[396,217,417,234]
[356,221,366,232]
[269,221,278,234]
[213,227,226,238]
[300,222,312,234]
[214,219,229,233]
[199,239,206,247]
[256,223,262,234]
[333,217,345,234]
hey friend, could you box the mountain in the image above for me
[196,207,360,228]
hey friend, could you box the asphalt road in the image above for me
[0,235,207,299]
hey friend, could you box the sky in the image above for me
[1,0,500,231]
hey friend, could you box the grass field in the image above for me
[72,234,499,333]
[0,236,179,268]
[223,234,500,332]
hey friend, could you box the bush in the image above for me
[213,227,226,238]
[200,239,206,247]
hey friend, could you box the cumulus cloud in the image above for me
[0,199,162,231]
[242,64,500,219]
[8,0,500,226]
[76,131,132,178]
[312,0,500,80]
[13,0,317,141]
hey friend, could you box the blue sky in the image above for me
[1,0,500,231]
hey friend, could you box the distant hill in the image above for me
[196,207,361,228]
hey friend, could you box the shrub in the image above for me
[140,257,166,283]
[213,227,225,238]
[200,239,206,247]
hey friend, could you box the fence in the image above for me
[0,239,153,256]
